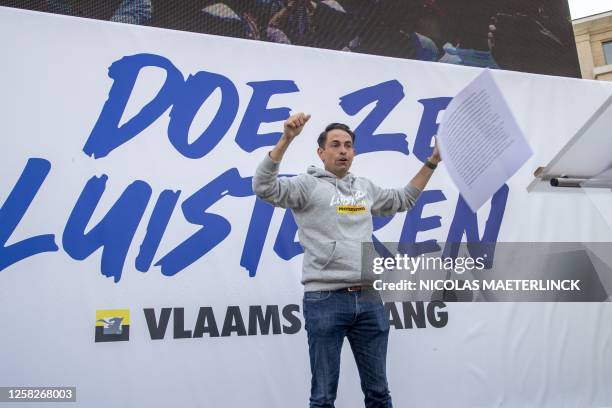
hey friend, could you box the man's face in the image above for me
[317,129,355,178]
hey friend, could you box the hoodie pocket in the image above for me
[308,241,337,270]
[307,240,363,272]
[327,240,362,272]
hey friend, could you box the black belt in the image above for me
[336,285,374,292]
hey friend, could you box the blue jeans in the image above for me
[303,289,392,408]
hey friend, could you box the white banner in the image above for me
[1,7,612,408]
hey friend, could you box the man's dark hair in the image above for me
[317,123,356,148]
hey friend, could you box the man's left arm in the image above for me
[408,144,441,192]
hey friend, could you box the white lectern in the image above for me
[528,94,612,192]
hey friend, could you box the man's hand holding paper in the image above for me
[436,69,533,212]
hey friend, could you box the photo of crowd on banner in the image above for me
[2,0,580,77]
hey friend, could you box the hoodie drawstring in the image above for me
[308,166,358,205]
[336,176,357,205]
[334,178,340,199]
[349,178,356,204]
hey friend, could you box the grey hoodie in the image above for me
[253,153,421,291]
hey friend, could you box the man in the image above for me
[252,113,441,408]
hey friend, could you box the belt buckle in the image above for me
[347,286,361,292]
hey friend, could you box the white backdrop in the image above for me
[1,6,612,407]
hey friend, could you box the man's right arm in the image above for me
[252,113,312,209]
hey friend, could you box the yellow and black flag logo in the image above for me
[95,309,130,342]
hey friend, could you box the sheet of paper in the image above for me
[437,69,533,212]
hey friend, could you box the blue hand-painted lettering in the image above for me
[339,80,408,155]
[413,97,452,163]
[168,71,239,158]
[236,81,299,152]
[0,158,58,271]
[0,53,509,282]
[62,175,152,282]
